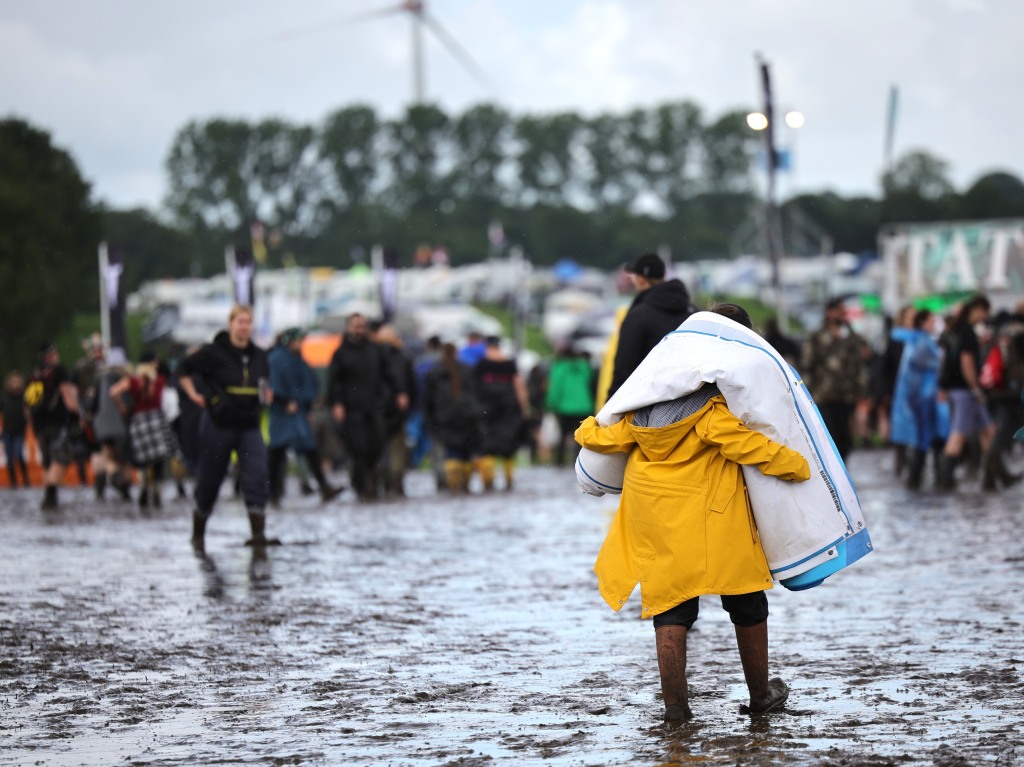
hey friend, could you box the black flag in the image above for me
[100,243,128,363]
[227,246,256,306]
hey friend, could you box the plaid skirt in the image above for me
[129,410,173,465]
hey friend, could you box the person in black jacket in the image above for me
[606,253,694,401]
[177,304,273,549]
[327,313,408,501]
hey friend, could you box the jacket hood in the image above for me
[632,278,691,315]
[214,330,255,355]
[627,395,719,462]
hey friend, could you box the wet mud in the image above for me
[2,451,1022,765]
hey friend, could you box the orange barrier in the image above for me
[0,423,93,488]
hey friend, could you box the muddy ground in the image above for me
[2,449,1022,766]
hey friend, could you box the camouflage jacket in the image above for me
[800,327,870,404]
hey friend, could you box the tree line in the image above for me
[2,105,1023,372]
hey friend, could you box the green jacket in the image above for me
[545,357,595,416]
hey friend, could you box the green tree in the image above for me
[961,171,1024,220]
[700,109,756,195]
[385,104,453,212]
[515,112,585,206]
[450,103,514,205]
[320,104,383,209]
[165,117,322,237]
[884,149,955,199]
[623,101,704,213]
[101,207,196,288]
[0,118,101,372]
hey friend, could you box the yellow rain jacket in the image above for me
[575,394,810,619]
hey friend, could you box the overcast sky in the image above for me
[2,0,1021,211]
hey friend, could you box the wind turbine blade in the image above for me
[261,4,408,47]
[420,13,494,94]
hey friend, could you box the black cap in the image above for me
[624,253,665,280]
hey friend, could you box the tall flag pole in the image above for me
[757,54,785,324]
[99,242,129,365]
[881,84,900,226]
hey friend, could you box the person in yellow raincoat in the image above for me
[575,303,811,722]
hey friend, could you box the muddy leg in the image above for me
[735,620,788,714]
[655,625,692,721]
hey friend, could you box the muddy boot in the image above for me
[111,471,132,501]
[191,509,209,551]
[655,625,692,721]
[735,621,789,714]
[503,459,515,491]
[893,444,907,477]
[905,449,926,491]
[479,456,496,491]
[936,454,958,491]
[443,460,464,493]
[244,507,281,547]
[460,461,475,492]
[320,484,344,503]
[94,472,107,500]
[40,485,58,511]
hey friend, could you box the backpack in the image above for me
[23,370,57,417]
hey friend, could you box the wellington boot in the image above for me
[94,473,107,500]
[503,460,515,491]
[460,461,475,493]
[936,454,958,491]
[735,621,788,715]
[40,485,58,511]
[905,449,926,491]
[479,456,496,491]
[444,460,465,493]
[320,484,345,503]
[245,508,281,547]
[191,510,208,550]
[655,625,692,721]
[111,472,132,501]
[151,483,162,510]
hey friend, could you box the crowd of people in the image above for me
[2,253,1022,550]
[0,304,588,548]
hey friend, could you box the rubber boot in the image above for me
[734,621,789,714]
[244,507,281,547]
[503,459,515,491]
[320,483,344,503]
[94,472,107,500]
[112,471,132,501]
[893,444,906,477]
[444,460,464,493]
[40,485,58,511]
[936,454,958,491]
[479,456,496,491]
[460,461,475,492]
[655,625,692,721]
[138,485,149,510]
[191,510,208,551]
[905,449,926,491]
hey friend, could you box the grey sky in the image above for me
[2,0,1021,211]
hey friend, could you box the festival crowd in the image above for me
[2,262,1022,544]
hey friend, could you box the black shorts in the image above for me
[653,591,769,630]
